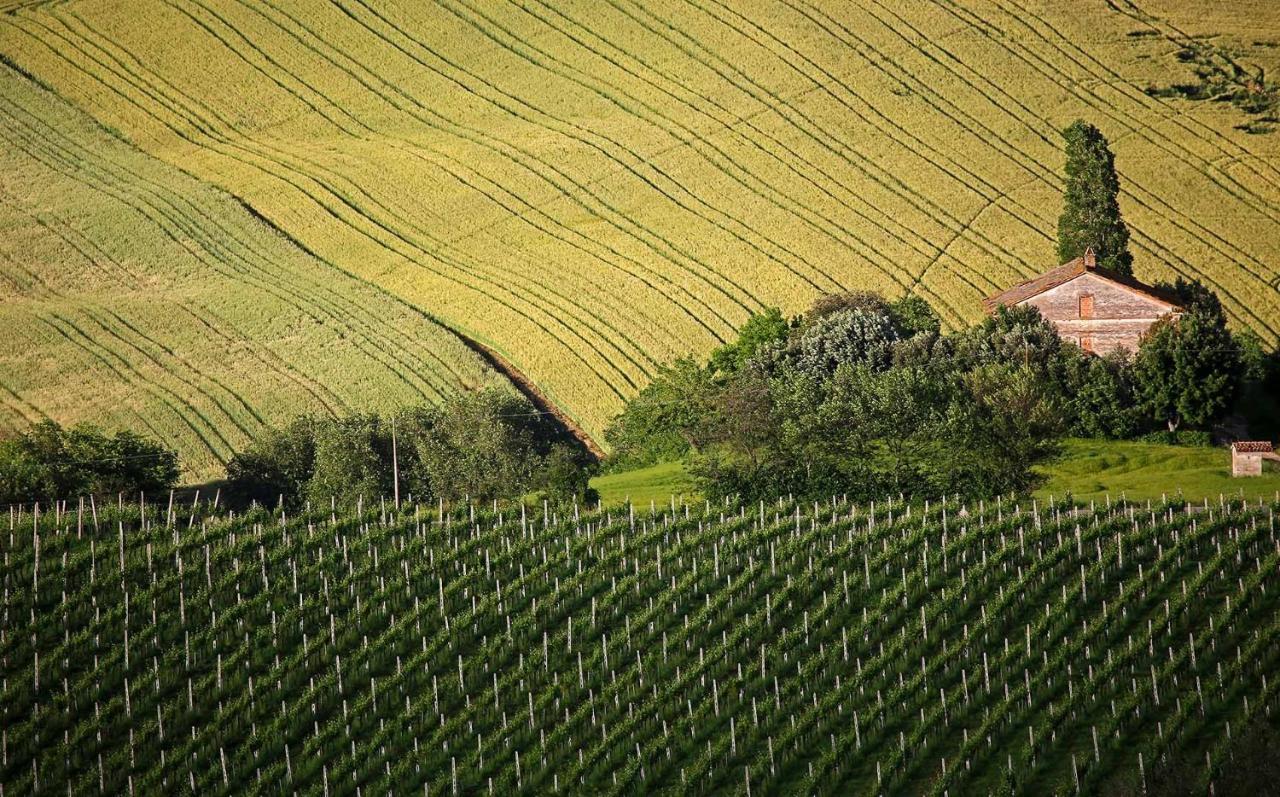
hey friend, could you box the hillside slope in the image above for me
[0,62,503,480]
[2,0,1279,450]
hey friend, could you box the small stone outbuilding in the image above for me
[982,249,1182,355]
[1231,441,1279,477]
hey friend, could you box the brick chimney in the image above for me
[1083,246,1096,268]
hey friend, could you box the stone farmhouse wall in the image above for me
[1021,272,1176,355]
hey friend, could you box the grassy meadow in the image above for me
[1,0,1279,464]
[589,440,1280,508]
[1034,438,1280,504]
[0,62,503,481]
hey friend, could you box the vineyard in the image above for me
[3,0,1280,463]
[3,491,1279,794]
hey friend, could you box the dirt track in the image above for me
[455,333,605,462]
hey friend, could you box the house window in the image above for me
[1079,294,1095,319]
[1081,334,1094,353]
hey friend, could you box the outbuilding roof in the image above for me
[1231,441,1274,453]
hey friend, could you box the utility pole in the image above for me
[391,415,401,510]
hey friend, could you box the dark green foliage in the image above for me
[539,443,598,507]
[307,414,391,509]
[226,416,318,506]
[620,282,1261,503]
[887,293,942,338]
[602,358,717,470]
[688,301,1064,502]
[947,365,1065,497]
[707,307,790,375]
[0,420,179,504]
[1133,312,1241,432]
[1060,350,1146,439]
[1057,120,1133,275]
[1156,276,1226,322]
[412,389,542,503]
[224,389,586,509]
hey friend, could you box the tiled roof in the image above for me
[982,257,1183,313]
[1232,441,1274,453]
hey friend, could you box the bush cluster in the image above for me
[605,283,1266,502]
[0,420,179,504]
[225,389,596,510]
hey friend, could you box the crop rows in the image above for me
[2,1,1276,449]
[2,490,1277,794]
[0,61,502,478]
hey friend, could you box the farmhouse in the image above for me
[982,248,1181,355]
[1231,441,1279,477]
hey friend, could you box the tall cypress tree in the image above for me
[1056,120,1133,275]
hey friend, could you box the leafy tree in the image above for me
[76,428,180,496]
[823,364,952,497]
[1133,312,1241,431]
[0,420,179,504]
[413,389,541,502]
[1057,120,1133,275]
[1060,349,1147,439]
[226,416,318,507]
[952,304,1062,371]
[945,365,1064,497]
[539,443,597,507]
[708,307,789,375]
[1235,329,1275,384]
[306,414,389,509]
[1155,276,1225,323]
[603,358,717,470]
[887,294,942,337]
[791,308,900,377]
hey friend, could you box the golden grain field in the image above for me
[2,0,1278,473]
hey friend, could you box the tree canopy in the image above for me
[0,421,179,504]
[1057,120,1133,276]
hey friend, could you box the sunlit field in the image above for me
[2,0,1279,464]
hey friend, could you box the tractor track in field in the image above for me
[456,331,606,462]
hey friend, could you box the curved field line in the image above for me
[280,0,760,330]
[975,0,1280,273]
[169,0,760,336]
[0,99,460,406]
[11,13,635,402]
[177,0,665,383]
[844,0,1280,337]
[44,8,646,397]
[631,0,1021,300]
[49,310,243,458]
[0,63,466,401]
[952,0,1280,276]
[423,0,848,295]
[1018,0,1280,203]
[36,313,226,462]
[676,0,1048,287]
[0,178,320,435]
[157,0,663,385]
[524,0,994,325]
[502,0,967,312]
[1106,0,1280,188]
[7,13,633,406]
